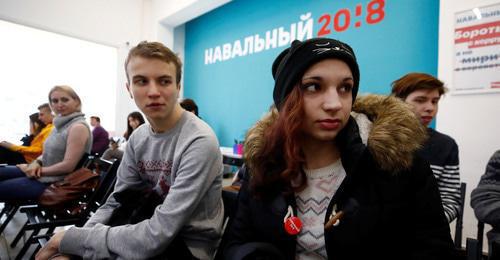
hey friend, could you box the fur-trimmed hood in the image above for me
[244,94,427,173]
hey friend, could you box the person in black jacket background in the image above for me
[221,38,456,260]
[391,73,461,223]
[471,150,500,259]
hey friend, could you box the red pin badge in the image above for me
[283,206,302,235]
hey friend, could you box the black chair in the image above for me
[213,188,240,260]
[222,189,239,223]
[222,155,244,167]
[0,154,93,235]
[455,182,467,248]
[0,201,34,234]
[466,221,485,260]
[491,240,500,260]
[12,157,119,260]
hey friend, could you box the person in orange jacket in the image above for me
[0,103,54,164]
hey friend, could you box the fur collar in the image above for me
[244,94,427,173]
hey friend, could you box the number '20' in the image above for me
[318,0,385,36]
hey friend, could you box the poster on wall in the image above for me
[185,0,440,146]
[453,3,500,94]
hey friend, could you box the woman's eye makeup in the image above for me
[51,97,70,103]
[301,82,320,92]
[339,84,353,92]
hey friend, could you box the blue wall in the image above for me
[184,0,439,146]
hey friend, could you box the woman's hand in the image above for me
[0,141,13,149]
[17,161,42,178]
[16,163,30,176]
[35,231,66,260]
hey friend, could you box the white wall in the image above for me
[173,25,186,98]
[439,0,500,251]
[0,0,144,47]
[0,0,230,136]
[0,0,145,136]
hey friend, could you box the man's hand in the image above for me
[35,231,66,260]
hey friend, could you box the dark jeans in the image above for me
[0,146,27,165]
[0,165,48,202]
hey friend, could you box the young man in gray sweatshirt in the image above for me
[37,41,224,260]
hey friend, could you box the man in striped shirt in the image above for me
[391,73,460,222]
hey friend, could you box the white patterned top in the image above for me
[295,159,346,259]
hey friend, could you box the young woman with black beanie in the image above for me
[221,38,456,260]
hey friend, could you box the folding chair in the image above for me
[0,201,33,234]
[466,221,485,260]
[455,182,467,248]
[12,157,119,260]
[0,154,92,235]
[491,239,500,260]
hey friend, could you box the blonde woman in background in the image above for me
[0,85,91,202]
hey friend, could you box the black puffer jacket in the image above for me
[222,95,456,260]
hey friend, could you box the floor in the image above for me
[0,203,35,260]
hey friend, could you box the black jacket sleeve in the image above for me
[410,155,457,260]
[220,171,285,260]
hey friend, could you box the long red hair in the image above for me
[249,86,308,197]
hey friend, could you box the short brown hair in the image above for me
[180,98,199,116]
[90,116,101,123]
[124,41,182,84]
[37,103,52,112]
[391,73,447,99]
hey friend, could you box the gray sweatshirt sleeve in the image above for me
[59,133,222,259]
[471,150,500,227]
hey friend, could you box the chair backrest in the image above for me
[71,158,119,218]
[213,189,240,260]
[222,189,239,221]
[466,221,485,260]
[75,153,93,170]
[88,158,120,210]
[491,239,500,260]
[477,221,485,259]
[455,182,467,248]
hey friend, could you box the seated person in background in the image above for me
[0,112,50,164]
[123,111,145,142]
[0,85,91,202]
[37,102,55,134]
[101,137,123,161]
[19,132,34,146]
[391,72,461,223]
[90,116,109,156]
[38,41,224,259]
[471,150,500,258]
[18,111,46,147]
[1,103,54,164]
[222,38,455,259]
[180,98,199,117]
[101,111,145,160]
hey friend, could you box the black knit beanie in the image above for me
[272,38,360,110]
